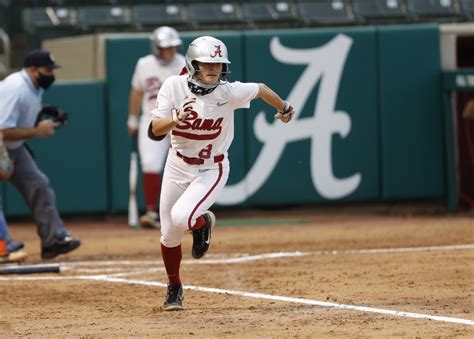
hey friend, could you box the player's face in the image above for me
[159,46,178,63]
[197,62,223,85]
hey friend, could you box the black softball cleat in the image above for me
[163,284,184,311]
[191,211,216,259]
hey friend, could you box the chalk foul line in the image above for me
[90,276,474,326]
[0,244,473,326]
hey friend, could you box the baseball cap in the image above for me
[23,50,61,69]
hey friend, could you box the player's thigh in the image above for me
[159,156,189,245]
[171,163,229,230]
[138,121,170,173]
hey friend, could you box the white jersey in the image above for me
[152,75,259,159]
[131,54,185,116]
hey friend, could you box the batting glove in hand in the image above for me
[172,97,197,123]
[274,101,294,123]
[127,115,139,135]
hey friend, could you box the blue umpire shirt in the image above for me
[0,69,43,150]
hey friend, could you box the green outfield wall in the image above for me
[377,25,444,200]
[3,81,108,216]
[3,24,447,215]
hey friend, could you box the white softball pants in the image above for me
[159,151,229,248]
[139,114,170,173]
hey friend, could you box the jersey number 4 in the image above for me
[198,144,213,159]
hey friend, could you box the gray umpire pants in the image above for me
[8,145,69,248]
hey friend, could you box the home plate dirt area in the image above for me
[0,210,473,337]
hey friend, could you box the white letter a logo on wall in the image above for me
[218,34,361,205]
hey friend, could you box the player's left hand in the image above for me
[274,101,294,123]
[127,115,139,135]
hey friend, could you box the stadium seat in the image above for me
[297,0,355,25]
[461,0,474,18]
[22,7,77,33]
[76,1,126,5]
[77,6,131,30]
[132,4,185,29]
[242,1,299,25]
[187,2,244,27]
[0,4,6,30]
[352,0,409,20]
[406,0,458,17]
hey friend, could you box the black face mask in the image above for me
[35,72,55,90]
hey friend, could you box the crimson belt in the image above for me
[176,151,224,165]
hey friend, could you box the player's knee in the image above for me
[160,234,181,248]
[140,161,161,173]
[170,205,191,230]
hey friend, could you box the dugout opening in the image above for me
[440,23,474,212]
[455,36,474,210]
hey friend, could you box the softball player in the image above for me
[150,36,294,310]
[127,26,185,229]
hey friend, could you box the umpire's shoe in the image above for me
[163,284,184,311]
[41,236,81,259]
[192,211,216,259]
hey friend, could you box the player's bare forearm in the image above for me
[256,83,286,111]
[129,89,144,117]
[151,116,176,137]
[256,83,294,123]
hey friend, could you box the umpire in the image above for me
[0,50,81,259]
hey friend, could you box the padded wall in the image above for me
[4,81,108,216]
[378,24,445,199]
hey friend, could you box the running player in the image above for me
[149,36,294,310]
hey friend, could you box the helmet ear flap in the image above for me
[191,61,200,75]
[150,35,158,56]
[151,45,160,58]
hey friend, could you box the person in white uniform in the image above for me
[127,26,185,229]
[149,36,294,310]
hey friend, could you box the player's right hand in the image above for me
[172,97,197,123]
[127,115,139,135]
[34,119,56,137]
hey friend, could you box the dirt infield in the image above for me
[0,209,473,337]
